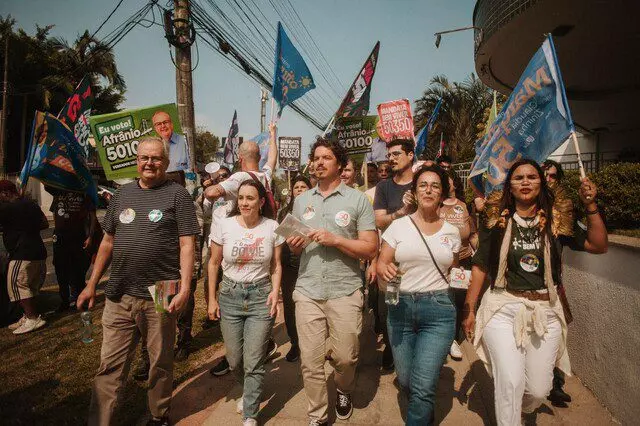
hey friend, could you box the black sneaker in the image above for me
[133,360,150,381]
[146,417,170,426]
[382,346,394,371]
[285,344,300,362]
[335,390,353,420]
[210,357,230,376]
[266,338,278,360]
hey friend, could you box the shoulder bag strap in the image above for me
[408,216,449,284]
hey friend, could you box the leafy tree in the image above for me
[194,126,219,164]
[414,74,502,163]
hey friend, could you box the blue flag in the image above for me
[414,97,442,157]
[272,22,315,117]
[252,131,270,170]
[19,111,98,205]
[468,35,573,195]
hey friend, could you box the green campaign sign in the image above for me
[90,103,182,180]
[331,116,379,157]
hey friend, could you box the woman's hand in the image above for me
[366,259,377,284]
[378,261,398,283]
[462,310,476,342]
[578,177,597,206]
[208,298,220,320]
[266,290,280,318]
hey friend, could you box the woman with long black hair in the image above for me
[463,159,607,425]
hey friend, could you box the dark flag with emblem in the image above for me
[58,76,94,161]
[334,41,380,118]
[223,110,239,165]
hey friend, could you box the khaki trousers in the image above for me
[89,295,176,426]
[294,289,363,422]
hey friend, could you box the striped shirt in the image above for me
[102,179,200,300]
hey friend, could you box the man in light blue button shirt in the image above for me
[287,138,377,425]
[152,111,190,172]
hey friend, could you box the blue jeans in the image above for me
[387,289,456,426]
[218,276,274,419]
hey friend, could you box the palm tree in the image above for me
[45,30,126,113]
[414,74,497,162]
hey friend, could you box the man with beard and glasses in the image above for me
[373,139,416,371]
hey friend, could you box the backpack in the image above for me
[247,171,277,219]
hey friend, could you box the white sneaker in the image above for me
[236,396,243,414]
[242,418,257,426]
[450,341,463,360]
[8,315,26,330]
[13,316,46,335]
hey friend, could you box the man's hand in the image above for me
[307,229,339,247]
[266,289,280,318]
[286,235,308,249]
[208,298,220,320]
[168,291,189,313]
[366,259,377,284]
[462,310,476,342]
[77,285,96,310]
[83,237,92,250]
[396,190,415,216]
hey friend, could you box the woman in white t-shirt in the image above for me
[208,179,284,425]
[377,165,461,425]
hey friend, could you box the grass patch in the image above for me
[611,229,640,238]
[0,278,222,426]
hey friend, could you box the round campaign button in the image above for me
[148,209,163,223]
[519,254,540,272]
[302,206,316,221]
[453,205,464,215]
[335,210,351,227]
[119,208,136,224]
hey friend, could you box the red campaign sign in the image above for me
[376,99,415,144]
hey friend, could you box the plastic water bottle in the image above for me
[385,263,402,306]
[80,311,94,344]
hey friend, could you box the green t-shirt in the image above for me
[506,223,545,291]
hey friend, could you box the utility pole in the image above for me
[260,88,268,132]
[0,34,9,174]
[173,0,197,172]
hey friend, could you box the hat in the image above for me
[0,179,17,194]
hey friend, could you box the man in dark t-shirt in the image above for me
[77,137,199,425]
[48,188,97,310]
[372,139,416,371]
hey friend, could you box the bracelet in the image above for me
[585,207,599,215]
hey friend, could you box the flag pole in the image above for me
[287,169,291,189]
[363,159,368,189]
[570,131,586,179]
[322,115,336,137]
[270,98,275,124]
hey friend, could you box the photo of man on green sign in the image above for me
[90,103,188,180]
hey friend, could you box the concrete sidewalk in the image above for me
[171,305,615,425]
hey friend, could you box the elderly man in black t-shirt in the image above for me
[78,136,199,426]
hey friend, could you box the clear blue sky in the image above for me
[3,0,476,160]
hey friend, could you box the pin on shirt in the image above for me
[119,208,136,224]
[148,209,163,223]
[334,210,351,228]
[302,205,316,221]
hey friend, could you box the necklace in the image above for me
[515,218,539,245]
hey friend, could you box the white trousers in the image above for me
[482,302,562,426]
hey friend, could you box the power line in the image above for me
[88,0,127,41]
